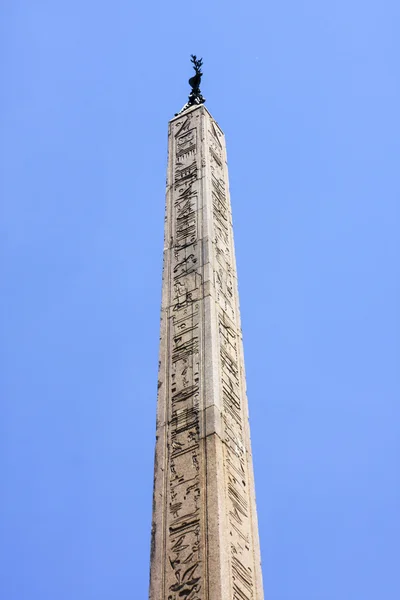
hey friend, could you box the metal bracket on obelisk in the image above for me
[175,54,206,116]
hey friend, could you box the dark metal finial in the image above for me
[175,55,206,116]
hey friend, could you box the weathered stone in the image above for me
[149,105,264,600]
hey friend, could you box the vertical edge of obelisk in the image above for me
[199,106,232,600]
[148,119,174,600]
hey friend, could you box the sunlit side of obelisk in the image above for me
[149,56,264,600]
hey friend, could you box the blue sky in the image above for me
[1,1,399,599]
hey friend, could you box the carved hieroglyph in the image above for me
[149,105,264,600]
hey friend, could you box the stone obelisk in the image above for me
[149,57,264,600]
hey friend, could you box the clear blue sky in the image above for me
[1,2,399,599]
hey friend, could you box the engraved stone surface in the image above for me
[149,104,264,600]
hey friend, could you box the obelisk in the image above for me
[149,57,264,600]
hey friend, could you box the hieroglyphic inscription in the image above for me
[209,121,255,599]
[151,107,263,600]
[165,113,202,600]
[210,140,235,322]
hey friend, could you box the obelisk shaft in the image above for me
[150,105,263,600]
